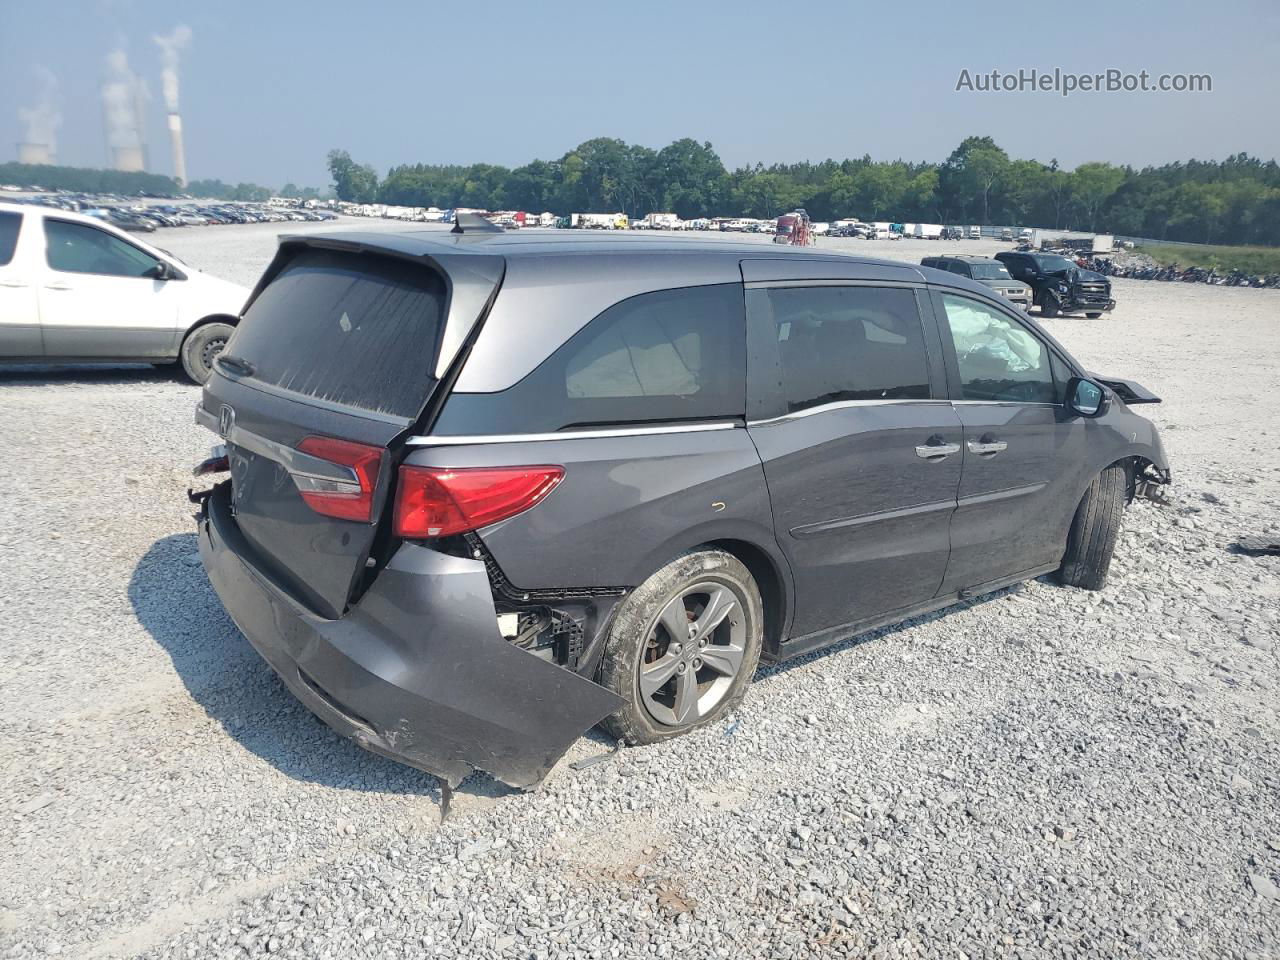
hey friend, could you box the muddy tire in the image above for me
[1059,464,1126,591]
[179,322,235,384]
[599,549,763,746]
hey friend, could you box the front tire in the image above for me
[599,549,763,745]
[1086,311,1103,319]
[1040,295,1060,318]
[1059,464,1126,590]
[179,322,235,384]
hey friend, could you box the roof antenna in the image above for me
[451,212,503,235]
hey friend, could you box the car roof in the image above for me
[923,254,1004,263]
[0,199,100,226]
[0,199,180,264]
[290,226,899,261]
[285,225,1015,303]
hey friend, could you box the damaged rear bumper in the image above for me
[197,482,623,788]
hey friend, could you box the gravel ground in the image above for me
[1,222,1278,960]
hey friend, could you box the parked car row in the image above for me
[10,194,339,233]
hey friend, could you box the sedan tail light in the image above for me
[294,436,383,522]
[394,465,564,539]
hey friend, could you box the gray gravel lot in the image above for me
[2,222,1278,959]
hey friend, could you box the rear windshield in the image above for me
[230,248,445,418]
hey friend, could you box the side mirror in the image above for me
[1067,377,1108,418]
[146,261,185,281]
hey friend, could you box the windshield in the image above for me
[969,263,1012,280]
[1037,255,1077,273]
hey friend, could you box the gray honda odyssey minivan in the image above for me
[193,222,1169,788]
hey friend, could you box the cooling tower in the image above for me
[17,143,52,165]
[111,146,146,172]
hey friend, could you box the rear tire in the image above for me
[599,549,763,746]
[1058,464,1126,591]
[179,322,235,384]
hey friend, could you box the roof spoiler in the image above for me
[451,212,504,235]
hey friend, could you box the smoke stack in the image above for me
[17,143,53,165]
[167,114,187,187]
[18,66,61,165]
[154,26,191,186]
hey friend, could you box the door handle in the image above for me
[0,280,28,288]
[915,438,961,461]
[967,438,1008,456]
[44,282,72,291]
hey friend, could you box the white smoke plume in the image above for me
[101,48,147,150]
[18,66,62,153]
[153,25,192,113]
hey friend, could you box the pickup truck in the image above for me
[994,251,1116,318]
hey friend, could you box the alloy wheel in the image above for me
[637,580,747,727]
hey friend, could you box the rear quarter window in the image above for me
[434,283,746,434]
[0,211,21,266]
[227,248,445,419]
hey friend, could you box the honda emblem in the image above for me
[218,404,235,439]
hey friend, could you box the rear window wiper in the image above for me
[215,353,256,377]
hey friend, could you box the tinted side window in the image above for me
[434,283,746,434]
[0,211,21,266]
[44,219,160,277]
[758,286,931,413]
[940,293,1055,403]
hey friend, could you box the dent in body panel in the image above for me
[200,484,622,789]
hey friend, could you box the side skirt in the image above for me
[768,562,1060,663]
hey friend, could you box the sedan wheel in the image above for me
[179,321,236,384]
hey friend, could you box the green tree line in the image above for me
[1,162,329,203]
[0,162,180,196]
[329,137,1280,246]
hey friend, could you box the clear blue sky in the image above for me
[2,0,1277,188]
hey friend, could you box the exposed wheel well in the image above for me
[704,538,788,657]
[1121,455,1169,503]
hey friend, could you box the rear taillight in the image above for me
[394,465,564,539]
[295,436,383,522]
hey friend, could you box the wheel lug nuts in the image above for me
[692,657,702,669]
[676,662,687,674]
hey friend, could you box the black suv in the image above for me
[193,225,1167,788]
[995,251,1116,318]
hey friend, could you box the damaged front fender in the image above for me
[199,484,624,788]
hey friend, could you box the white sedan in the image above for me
[0,202,249,383]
